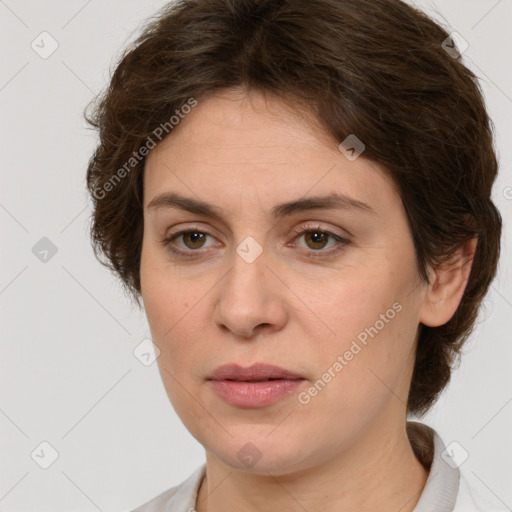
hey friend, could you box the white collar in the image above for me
[407,420,460,511]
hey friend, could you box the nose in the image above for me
[213,246,288,340]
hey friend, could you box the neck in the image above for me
[195,420,429,512]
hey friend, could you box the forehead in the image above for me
[143,90,399,216]
[149,89,337,164]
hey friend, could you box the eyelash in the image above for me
[159,223,350,260]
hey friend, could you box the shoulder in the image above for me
[128,464,206,512]
[406,421,508,512]
[453,471,509,512]
[128,485,180,512]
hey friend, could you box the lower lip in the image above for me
[208,379,306,407]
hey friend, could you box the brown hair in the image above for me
[85,0,502,415]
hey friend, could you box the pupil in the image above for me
[308,231,326,249]
[187,232,204,247]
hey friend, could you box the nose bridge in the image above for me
[214,236,287,337]
[224,236,272,311]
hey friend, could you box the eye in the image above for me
[160,228,214,255]
[290,224,350,258]
[159,223,350,259]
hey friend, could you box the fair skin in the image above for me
[140,88,476,512]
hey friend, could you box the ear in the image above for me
[419,237,478,327]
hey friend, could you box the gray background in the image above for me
[0,1,511,511]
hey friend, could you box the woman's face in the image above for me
[140,88,430,474]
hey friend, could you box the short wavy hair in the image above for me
[85,0,502,416]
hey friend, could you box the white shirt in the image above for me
[129,421,508,512]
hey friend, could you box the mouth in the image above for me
[225,378,294,382]
[207,363,306,408]
[207,362,305,382]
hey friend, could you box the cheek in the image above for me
[303,267,403,345]
[141,262,208,424]
[308,265,421,395]
[141,241,191,331]
[142,278,205,361]
[140,247,201,372]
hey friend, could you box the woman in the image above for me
[85,0,504,510]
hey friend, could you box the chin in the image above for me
[203,430,316,476]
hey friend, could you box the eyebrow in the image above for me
[147,191,377,219]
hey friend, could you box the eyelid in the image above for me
[160,222,351,258]
[289,222,349,240]
[160,224,218,249]
[287,223,351,257]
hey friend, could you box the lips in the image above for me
[207,363,307,408]
[208,363,305,382]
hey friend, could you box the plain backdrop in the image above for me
[0,1,511,511]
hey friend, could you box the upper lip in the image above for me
[208,363,305,381]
